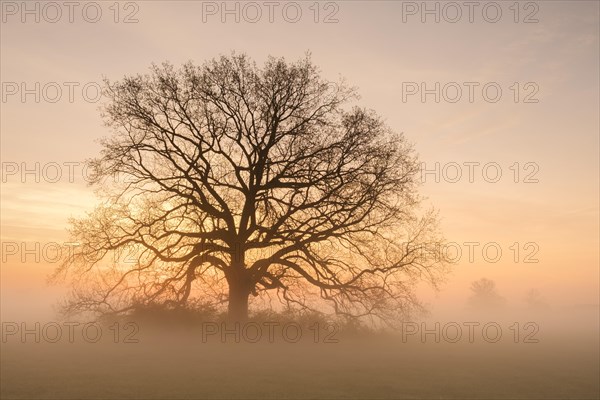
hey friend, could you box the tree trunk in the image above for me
[227,275,250,321]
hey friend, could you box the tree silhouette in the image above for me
[53,54,447,322]
[524,288,549,311]
[467,278,506,310]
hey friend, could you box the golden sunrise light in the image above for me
[1,1,599,399]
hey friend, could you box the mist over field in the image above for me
[2,305,599,399]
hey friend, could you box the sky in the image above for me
[1,0,598,320]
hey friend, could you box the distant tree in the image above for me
[524,288,549,311]
[52,53,448,322]
[467,278,506,310]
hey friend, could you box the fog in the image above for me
[2,0,599,398]
[2,305,598,399]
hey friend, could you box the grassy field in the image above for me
[1,316,598,399]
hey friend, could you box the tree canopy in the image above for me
[53,53,448,323]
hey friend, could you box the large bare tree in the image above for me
[53,54,447,322]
